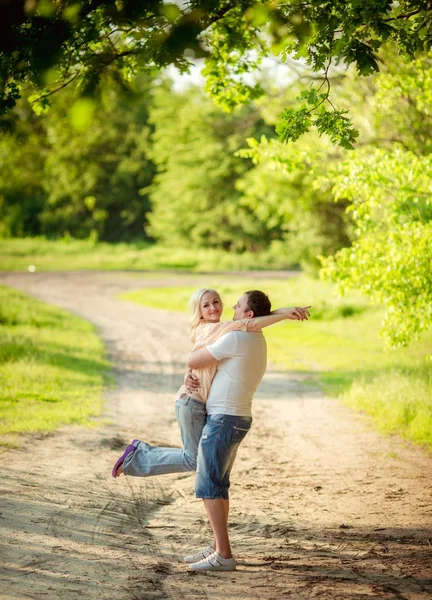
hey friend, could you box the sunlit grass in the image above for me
[343,369,432,447]
[0,285,110,440]
[0,237,295,272]
[121,276,432,448]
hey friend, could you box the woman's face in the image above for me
[200,291,222,323]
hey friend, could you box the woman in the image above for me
[112,288,308,478]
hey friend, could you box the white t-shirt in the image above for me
[206,331,267,417]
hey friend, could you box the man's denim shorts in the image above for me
[195,414,252,500]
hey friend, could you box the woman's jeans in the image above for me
[123,395,206,477]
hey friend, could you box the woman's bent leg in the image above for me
[175,395,206,470]
[123,442,193,477]
[122,396,206,478]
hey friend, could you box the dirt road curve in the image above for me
[1,271,431,600]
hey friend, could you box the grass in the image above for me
[0,237,297,272]
[120,275,432,448]
[0,285,110,443]
[342,369,431,446]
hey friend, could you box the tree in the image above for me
[147,83,274,251]
[318,52,432,346]
[41,77,155,241]
[0,76,156,241]
[0,98,47,237]
[371,50,432,154]
[237,53,432,344]
[236,135,351,270]
[1,1,431,146]
[320,148,432,347]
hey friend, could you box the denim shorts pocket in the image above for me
[232,422,251,444]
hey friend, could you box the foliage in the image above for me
[276,85,359,149]
[0,74,354,263]
[0,285,109,438]
[232,52,432,346]
[2,0,432,145]
[202,4,265,111]
[41,77,156,241]
[236,135,352,270]
[0,77,156,241]
[147,84,275,251]
[146,82,353,259]
[0,100,46,237]
[372,50,432,154]
[320,148,432,347]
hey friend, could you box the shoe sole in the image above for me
[112,439,139,477]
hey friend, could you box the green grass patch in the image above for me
[120,275,432,448]
[0,237,296,272]
[342,369,432,447]
[0,285,110,439]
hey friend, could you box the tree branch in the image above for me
[203,4,238,27]
[383,6,431,22]
[34,72,80,102]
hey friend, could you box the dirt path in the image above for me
[1,271,431,600]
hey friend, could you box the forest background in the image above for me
[0,0,431,448]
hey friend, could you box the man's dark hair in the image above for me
[244,290,271,317]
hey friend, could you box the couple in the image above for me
[112,288,310,571]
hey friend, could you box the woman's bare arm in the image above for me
[246,306,311,332]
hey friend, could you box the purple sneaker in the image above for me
[112,439,140,478]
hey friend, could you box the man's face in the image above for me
[233,293,252,321]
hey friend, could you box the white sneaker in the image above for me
[189,551,236,571]
[183,546,215,564]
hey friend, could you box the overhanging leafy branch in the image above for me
[276,64,359,149]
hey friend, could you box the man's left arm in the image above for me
[187,330,238,369]
[187,347,218,369]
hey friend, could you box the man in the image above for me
[184,290,309,571]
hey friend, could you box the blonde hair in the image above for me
[189,288,223,341]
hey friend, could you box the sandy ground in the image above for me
[0,271,431,600]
